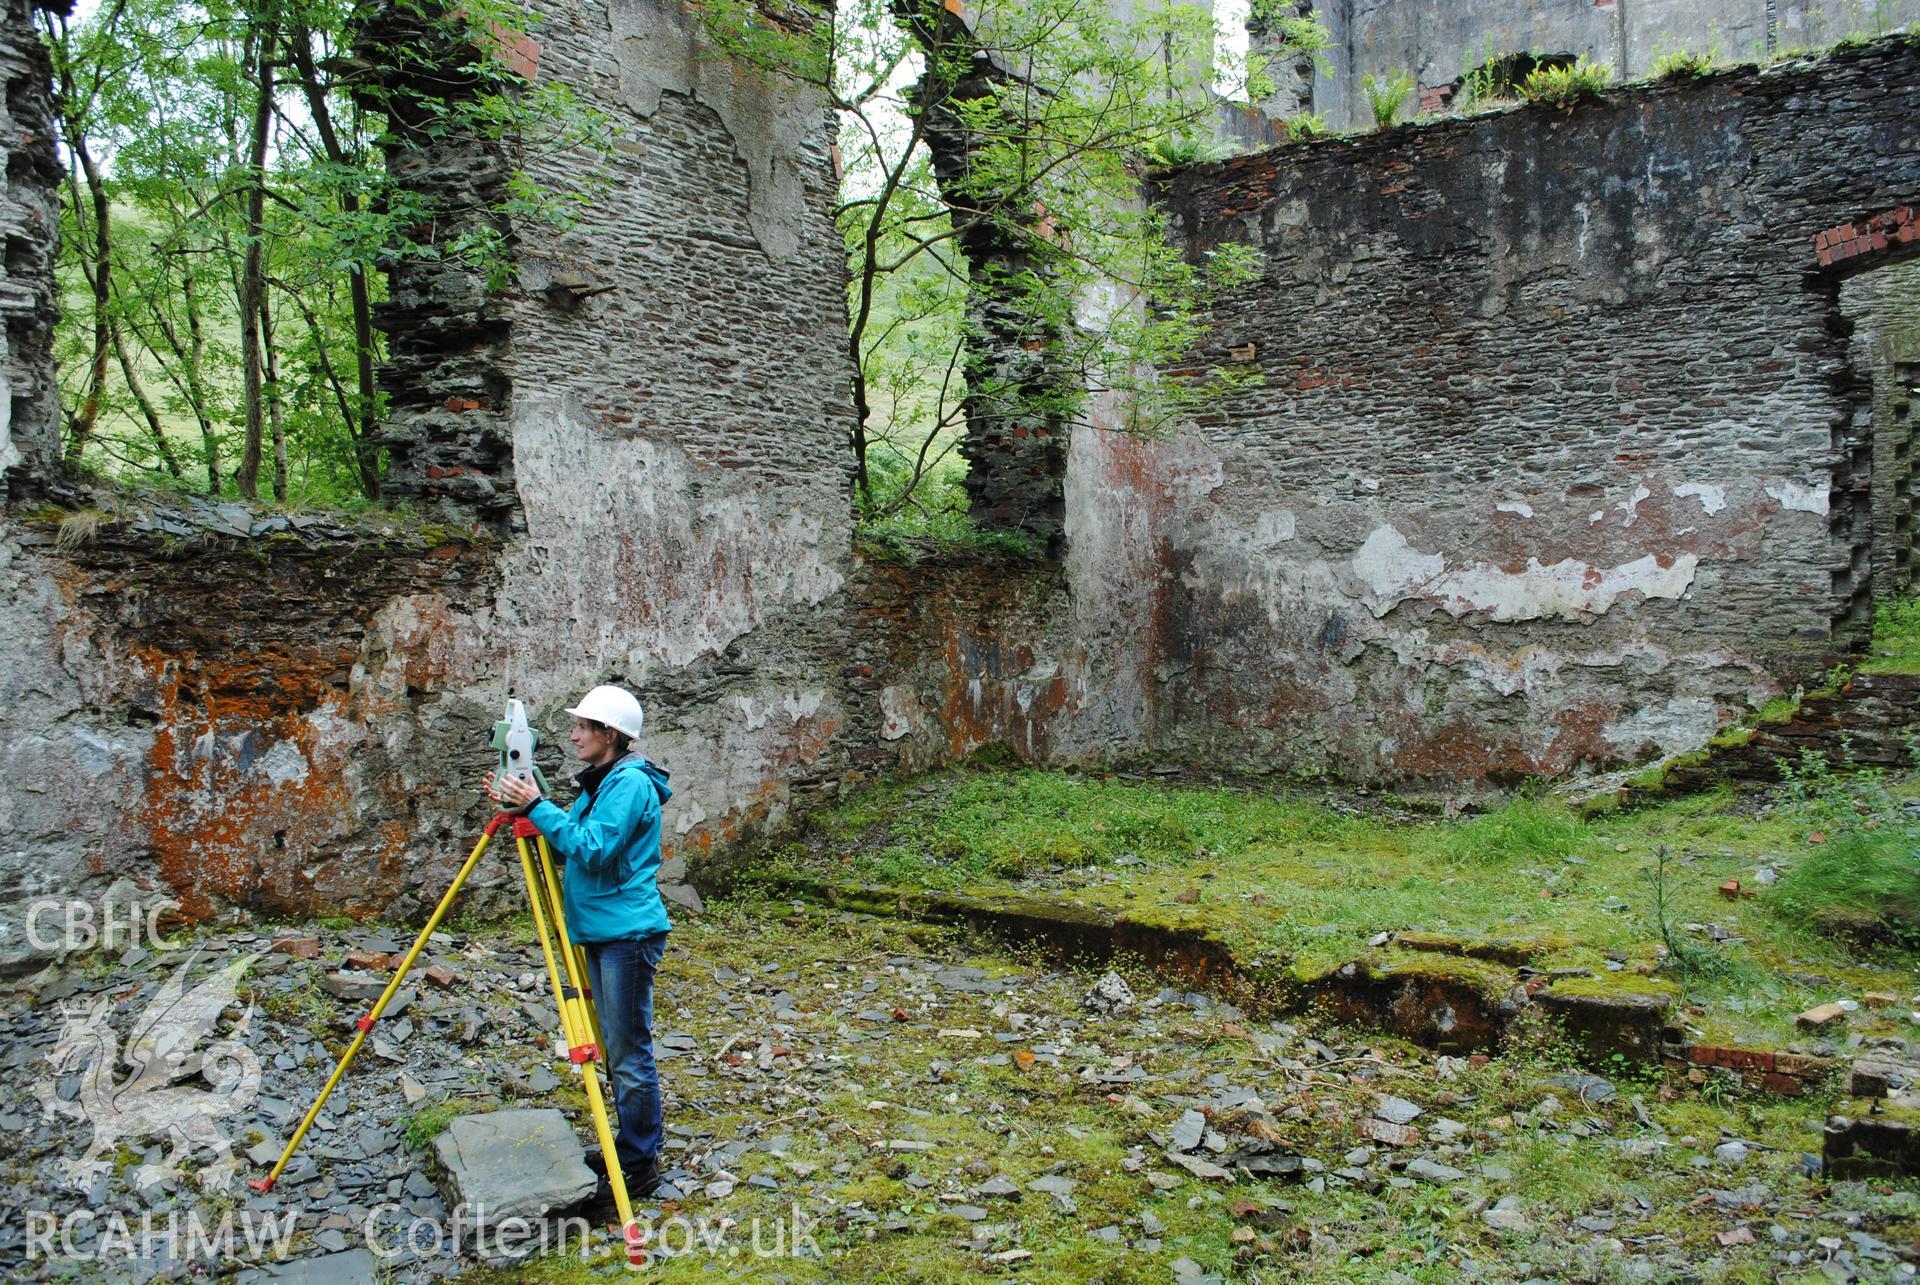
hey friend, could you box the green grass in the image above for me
[1772,827,1920,947]
[803,768,1374,889]
[1767,750,1920,948]
[1863,591,1920,673]
[777,766,1920,1048]
[402,1098,485,1150]
[1430,797,1595,867]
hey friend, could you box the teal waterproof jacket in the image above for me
[526,752,674,943]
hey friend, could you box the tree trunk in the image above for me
[262,297,288,501]
[234,22,274,500]
[110,322,184,479]
[181,270,221,493]
[288,26,381,500]
[52,52,112,468]
[901,3,1071,546]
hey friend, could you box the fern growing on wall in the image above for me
[1361,70,1416,129]
[1519,56,1614,108]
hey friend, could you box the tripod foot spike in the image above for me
[623,1221,648,1264]
[248,1177,274,1193]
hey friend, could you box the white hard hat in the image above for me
[565,685,645,739]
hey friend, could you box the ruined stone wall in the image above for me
[0,0,877,952]
[461,0,867,865]
[1298,0,1920,131]
[1141,36,1920,782]
[0,0,62,500]
[5,11,1919,938]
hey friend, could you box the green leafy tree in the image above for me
[44,0,612,506]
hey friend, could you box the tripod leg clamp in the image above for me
[568,1043,600,1064]
[357,1015,376,1033]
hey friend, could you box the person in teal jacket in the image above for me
[484,684,673,1198]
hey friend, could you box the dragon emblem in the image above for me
[35,947,265,1194]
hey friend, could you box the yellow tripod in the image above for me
[248,812,648,1265]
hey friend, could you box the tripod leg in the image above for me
[534,836,606,1060]
[250,820,504,1194]
[513,828,647,1264]
[517,833,585,1055]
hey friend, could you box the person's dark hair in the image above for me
[586,718,633,757]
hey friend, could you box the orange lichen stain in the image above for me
[354,595,471,721]
[770,709,840,773]
[1533,700,1622,776]
[1387,698,1621,783]
[937,621,1073,760]
[1100,433,1181,521]
[127,642,362,921]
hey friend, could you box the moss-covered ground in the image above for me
[442,895,1917,1283]
[757,762,1919,1053]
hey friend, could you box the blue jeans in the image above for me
[583,934,667,1178]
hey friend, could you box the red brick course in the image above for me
[1814,206,1917,267]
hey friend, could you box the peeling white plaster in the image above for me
[1256,510,1297,542]
[1168,458,1225,500]
[507,392,847,680]
[1616,484,1652,527]
[673,797,708,836]
[781,690,825,724]
[1352,526,1700,622]
[732,691,824,731]
[1765,480,1829,515]
[879,685,919,741]
[260,739,312,788]
[1602,696,1721,757]
[1671,482,1726,515]
[1588,510,1605,524]
[732,696,770,732]
[607,0,816,262]
[1495,500,1534,518]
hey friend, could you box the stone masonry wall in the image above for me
[0,497,504,972]
[357,4,519,529]
[0,0,875,953]
[1298,0,1920,132]
[1141,36,1920,782]
[0,0,1097,947]
[464,0,867,868]
[0,0,61,502]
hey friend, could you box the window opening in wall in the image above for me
[826,0,1324,556]
[1447,51,1577,113]
[1831,256,1920,647]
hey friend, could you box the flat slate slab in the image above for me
[235,1248,378,1285]
[432,1108,598,1227]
